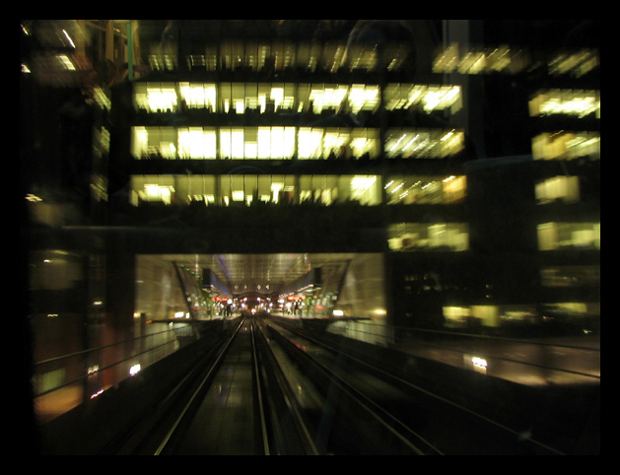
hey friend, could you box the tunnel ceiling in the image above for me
[149,253,357,289]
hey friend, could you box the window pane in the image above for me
[178,127,217,159]
[323,128,349,159]
[178,83,217,110]
[535,176,579,203]
[532,132,600,160]
[132,126,148,158]
[538,223,600,250]
[386,128,464,158]
[348,84,380,113]
[298,128,323,159]
[350,128,379,158]
[350,175,380,205]
[385,175,467,204]
[231,128,244,158]
[220,129,231,158]
[529,89,600,118]
[388,223,469,251]
[245,127,258,159]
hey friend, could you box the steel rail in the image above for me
[153,318,245,455]
[254,320,322,455]
[267,322,436,455]
[276,322,566,455]
[250,319,271,455]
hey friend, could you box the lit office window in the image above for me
[348,84,380,113]
[274,176,296,204]
[323,128,350,158]
[129,174,383,207]
[296,84,380,114]
[278,41,297,70]
[218,83,296,113]
[266,127,296,159]
[130,175,176,205]
[186,48,218,72]
[219,128,245,159]
[131,127,177,159]
[433,43,528,74]
[299,175,338,205]
[346,44,377,71]
[220,127,295,159]
[148,40,177,72]
[220,83,246,114]
[134,83,178,112]
[548,49,599,77]
[175,175,217,205]
[255,83,288,113]
[242,83,260,111]
[386,129,464,158]
[178,83,217,110]
[219,40,297,72]
[298,128,324,159]
[433,44,459,73]
[149,53,177,71]
[299,175,381,205]
[535,176,580,204]
[131,127,147,158]
[537,222,600,250]
[296,84,347,113]
[320,42,347,72]
[385,175,466,204]
[219,40,243,70]
[384,84,462,113]
[350,175,380,205]
[231,175,245,202]
[532,131,600,160]
[529,89,600,118]
[243,175,259,205]
[134,82,217,112]
[203,39,409,73]
[388,223,469,252]
[217,175,296,206]
[93,87,111,110]
[350,129,380,158]
[443,305,510,329]
[178,128,217,159]
[270,84,296,111]
[298,128,379,159]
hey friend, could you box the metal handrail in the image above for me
[34,337,179,398]
[325,318,601,352]
[397,325,601,352]
[307,318,601,380]
[34,326,183,367]
[33,324,193,399]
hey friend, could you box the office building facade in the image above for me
[24,20,599,423]
[107,20,599,332]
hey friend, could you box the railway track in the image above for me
[265,319,567,455]
[105,315,571,455]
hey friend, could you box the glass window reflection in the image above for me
[385,175,466,204]
[388,223,469,252]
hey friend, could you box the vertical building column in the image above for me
[126,22,133,80]
[442,20,485,159]
[376,46,397,334]
[75,20,87,58]
[103,233,136,387]
[105,20,115,63]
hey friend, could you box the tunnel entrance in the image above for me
[135,253,387,324]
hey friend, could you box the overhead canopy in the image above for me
[143,253,357,295]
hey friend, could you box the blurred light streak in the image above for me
[62,29,75,48]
